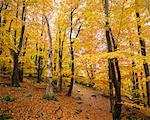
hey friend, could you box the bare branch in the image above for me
[75,24,82,38]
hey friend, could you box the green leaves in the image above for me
[4,96,15,102]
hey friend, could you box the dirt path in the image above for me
[73,84,111,112]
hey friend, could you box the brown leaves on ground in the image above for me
[0,77,112,120]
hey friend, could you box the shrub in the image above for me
[4,96,15,102]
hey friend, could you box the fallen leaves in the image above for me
[0,77,112,120]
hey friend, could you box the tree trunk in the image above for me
[53,49,57,73]
[57,29,65,91]
[108,59,114,113]
[67,6,82,96]
[109,59,121,120]
[44,15,54,98]
[12,53,20,87]
[104,0,122,119]
[18,62,23,82]
[67,8,74,96]
[57,51,63,91]
[19,37,27,82]
[45,64,54,99]
[146,81,150,107]
[11,0,26,87]
[135,0,150,107]
[45,71,53,97]
[37,56,42,83]
[67,45,74,96]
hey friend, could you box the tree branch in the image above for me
[75,24,82,38]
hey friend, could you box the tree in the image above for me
[10,0,26,87]
[135,0,150,107]
[66,1,82,96]
[44,15,54,99]
[104,0,122,119]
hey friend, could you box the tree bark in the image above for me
[67,43,74,96]
[104,0,122,119]
[57,29,64,91]
[37,56,42,83]
[67,7,82,96]
[11,0,26,87]
[44,15,54,98]
[19,37,27,82]
[66,8,75,96]
[18,61,23,82]
[12,53,20,87]
[135,0,150,107]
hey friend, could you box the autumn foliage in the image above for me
[0,0,150,120]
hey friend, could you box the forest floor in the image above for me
[1,76,150,120]
[0,76,112,120]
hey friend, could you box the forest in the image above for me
[0,0,150,120]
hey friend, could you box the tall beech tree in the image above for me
[104,0,122,119]
[57,26,65,91]
[11,0,26,87]
[0,1,9,56]
[66,5,82,96]
[135,0,150,107]
[18,37,28,82]
[44,15,54,99]
[35,17,46,83]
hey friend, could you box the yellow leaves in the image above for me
[64,0,80,8]
[123,101,146,109]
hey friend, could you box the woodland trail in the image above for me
[0,77,112,120]
[73,84,111,112]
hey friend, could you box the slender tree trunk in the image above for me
[37,56,42,83]
[104,0,121,119]
[67,8,74,96]
[57,29,65,91]
[11,1,19,86]
[135,0,150,107]
[105,0,115,115]
[19,37,27,82]
[129,41,138,99]
[45,58,53,98]
[36,17,45,83]
[11,0,26,87]
[44,15,54,98]
[67,44,74,96]
[0,2,9,55]
[57,47,63,91]
[67,6,82,96]
[108,59,114,113]
[140,72,145,98]
[18,61,23,82]
[131,62,137,98]
[53,49,57,73]
[58,52,63,91]
[109,59,121,120]
[12,53,20,86]
[0,1,3,28]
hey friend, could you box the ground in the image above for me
[0,77,112,120]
